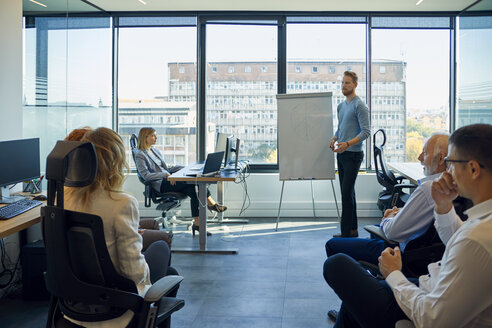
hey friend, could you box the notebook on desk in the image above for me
[186,151,224,177]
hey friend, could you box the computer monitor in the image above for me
[0,138,40,203]
[224,135,235,167]
[215,132,232,164]
[224,136,240,169]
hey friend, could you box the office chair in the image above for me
[42,140,184,328]
[363,223,445,278]
[130,134,187,231]
[373,129,417,213]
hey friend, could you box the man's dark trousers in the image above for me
[337,151,364,236]
[323,253,411,327]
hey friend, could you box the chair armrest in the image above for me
[394,183,417,190]
[144,275,183,303]
[139,219,160,230]
[364,225,398,246]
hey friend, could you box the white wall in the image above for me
[0,0,24,298]
[123,172,384,219]
[0,0,23,142]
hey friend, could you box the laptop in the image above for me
[186,151,224,177]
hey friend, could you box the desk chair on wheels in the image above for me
[42,140,184,328]
[373,129,417,213]
[130,134,187,231]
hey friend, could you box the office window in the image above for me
[245,66,251,73]
[456,16,492,127]
[23,17,112,172]
[286,22,367,166]
[372,27,450,163]
[295,66,301,73]
[117,24,197,168]
[206,23,277,164]
[228,66,235,73]
[212,66,217,72]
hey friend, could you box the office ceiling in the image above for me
[22,0,492,14]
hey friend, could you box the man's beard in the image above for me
[342,89,352,96]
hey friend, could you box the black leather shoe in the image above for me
[327,309,338,321]
[207,203,227,213]
[192,224,212,236]
[333,229,359,238]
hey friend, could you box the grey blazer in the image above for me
[134,148,182,192]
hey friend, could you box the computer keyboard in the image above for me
[0,198,43,220]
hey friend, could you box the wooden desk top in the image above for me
[388,162,425,185]
[0,202,44,239]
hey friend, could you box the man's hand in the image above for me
[378,247,402,279]
[329,137,337,151]
[138,228,146,235]
[431,171,458,214]
[383,206,400,219]
[334,142,349,154]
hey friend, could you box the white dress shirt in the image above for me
[386,198,492,328]
[381,174,440,251]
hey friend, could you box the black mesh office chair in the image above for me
[42,140,184,328]
[363,223,445,278]
[130,134,187,231]
[373,129,417,213]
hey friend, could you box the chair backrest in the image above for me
[373,129,398,190]
[130,134,147,185]
[42,141,142,323]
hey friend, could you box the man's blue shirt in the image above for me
[335,95,370,152]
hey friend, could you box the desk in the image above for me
[388,162,424,185]
[0,203,42,242]
[168,168,242,254]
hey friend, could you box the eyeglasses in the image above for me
[444,156,485,169]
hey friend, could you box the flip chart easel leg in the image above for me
[331,180,340,221]
[311,180,316,218]
[275,181,285,231]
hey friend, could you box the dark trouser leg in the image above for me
[323,254,409,328]
[325,237,385,265]
[336,151,363,235]
[143,240,171,284]
[161,180,210,217]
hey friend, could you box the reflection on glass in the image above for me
[287,23,367,167]
[457,16,492,128]
[372,29,450,162]
[117,27,197,168]
[205,24,278,164]
[23,17,112,171]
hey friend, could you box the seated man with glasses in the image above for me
[325,133,449,266]
[323,123,492,327]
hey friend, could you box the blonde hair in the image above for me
[65,127,128,205]
[137,127,156,150]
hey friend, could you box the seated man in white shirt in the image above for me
[325,133,449,265]
[323,123,492,327]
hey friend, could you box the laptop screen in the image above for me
[202,151,224,175]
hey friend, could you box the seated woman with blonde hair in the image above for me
[64,127,177,327]
[65,127,172,250]
[135,127,227,236]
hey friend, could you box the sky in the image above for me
[23,20,491,111]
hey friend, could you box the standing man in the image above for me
[330,71,370,238]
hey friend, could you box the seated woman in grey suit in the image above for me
[135,127,227,236]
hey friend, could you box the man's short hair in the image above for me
[343,71,358,84]
[449,124,492,169]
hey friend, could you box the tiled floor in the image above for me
[0,216,379,328]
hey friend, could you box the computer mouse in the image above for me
[33,194,47,201]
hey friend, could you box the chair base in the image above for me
[171,247,238,254]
